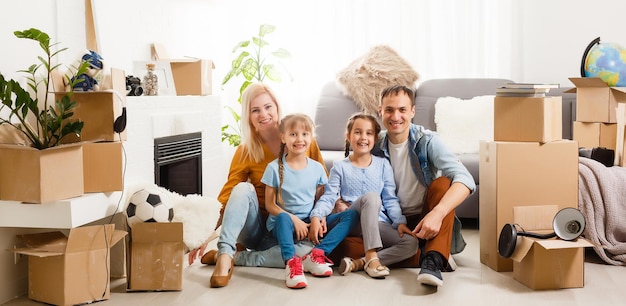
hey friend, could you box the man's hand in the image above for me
[412,209,445,240]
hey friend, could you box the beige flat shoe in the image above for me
[364,257,390,279]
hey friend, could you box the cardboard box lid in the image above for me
[13,224,126,257]
[131,222,183,242]
[566,77,626,97]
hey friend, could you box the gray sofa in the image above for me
[314,78,576,219]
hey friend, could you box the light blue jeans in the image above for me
[217,183,277,258]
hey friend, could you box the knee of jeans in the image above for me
[232,182,255,194]
[276,212,291,222]
[362,192,382,209]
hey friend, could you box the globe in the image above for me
[583,38,626,87]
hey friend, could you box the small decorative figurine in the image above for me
[72,50,104,92]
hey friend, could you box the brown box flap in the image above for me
[132,222,183,242]
[14,231,67,257]
[66,224,127,253]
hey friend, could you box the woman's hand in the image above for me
[187,241,208,265]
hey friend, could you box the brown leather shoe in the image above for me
[210,258,234,288]
[201,250,218,265]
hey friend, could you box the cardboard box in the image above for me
[494,96,562,143]
[14,224,126,306]
[82,141,123,192]
[56,91,127,143]
[479,140,578,272]
[565,77,626,123]
[0,143,84,203]
[509,205,593,290]
[169,59,215,96]
[573,121,617,151]
[127,222,184,291]
[616,103,626,166]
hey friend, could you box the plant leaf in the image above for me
[262,64,282,82]
[259,24,276,37]
[231,40,250,53]
[272,48,292,59]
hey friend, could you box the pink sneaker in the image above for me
[285,257,307,289]
[302,248,333,277]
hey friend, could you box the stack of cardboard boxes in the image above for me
[479,89,587,289]
[566,77,626,166]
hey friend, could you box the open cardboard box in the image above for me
[13,224,127,305]
[151,43,215,96]
[126,222,184,291]
[0,143,84,203]
[565,77,626,123]
[479,140,579,272]
[494,96,562,143]
[509,205,593,290]
[573,121,617,151]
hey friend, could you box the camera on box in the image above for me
[126,75,143,96]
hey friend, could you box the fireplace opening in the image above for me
[154,132,202,195]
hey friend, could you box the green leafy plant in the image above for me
[220,24,292,147]
[0,28,89,149]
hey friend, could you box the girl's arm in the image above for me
[380,159,407,228]
[264,185,285,216]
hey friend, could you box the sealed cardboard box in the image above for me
[56,91,127,143]
[82,141,123,193]
[573,121,617,151]
[494,96,562,143]
[127,222,184,291]
[479,140,578,272]
[509,205,593,290]
[0,143,83,203]
[14,224,127,306]
[565,77,626,123]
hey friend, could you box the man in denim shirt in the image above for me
[373,84,476,287]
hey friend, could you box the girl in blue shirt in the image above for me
[262,113,358,289]
[310,113,419,279]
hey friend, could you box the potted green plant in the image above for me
[0,28,90,203]
[220,24,292,146]
[0,28,89,149]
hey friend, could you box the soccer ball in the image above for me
[125,189,174,228]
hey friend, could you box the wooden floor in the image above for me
[5,220,626,306]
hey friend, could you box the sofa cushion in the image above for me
[315,82,360,153]
[434,95,494,154]
[337,45,419,116]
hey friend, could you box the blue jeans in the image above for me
[272,210,359,262]
[217,183,277,258]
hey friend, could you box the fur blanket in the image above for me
[124,183,221,251]
[337,45,419,116]
[578,157,626,265]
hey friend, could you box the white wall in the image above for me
[2,0,626,303]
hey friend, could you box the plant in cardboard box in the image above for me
[0,28,89,149]
[220,24,292,146]
[0,28,90,203]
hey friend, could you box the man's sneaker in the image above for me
[285,257,307,289]
[302,248,333,277]
[417,252,444,287]
[445,254,457,272]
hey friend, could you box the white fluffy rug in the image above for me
[123,183,221,250]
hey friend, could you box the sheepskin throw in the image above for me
[124,183,221,250]
[434,95,494,154]
[337,45,419,116]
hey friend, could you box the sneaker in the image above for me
[285,257,307,289]
[417,252,444,287]
[302,248,333,277]
[446,254,457,272]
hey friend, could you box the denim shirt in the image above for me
[374,124,476,194]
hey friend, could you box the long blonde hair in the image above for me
[276,113,316,206]
[240,83,282,163]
